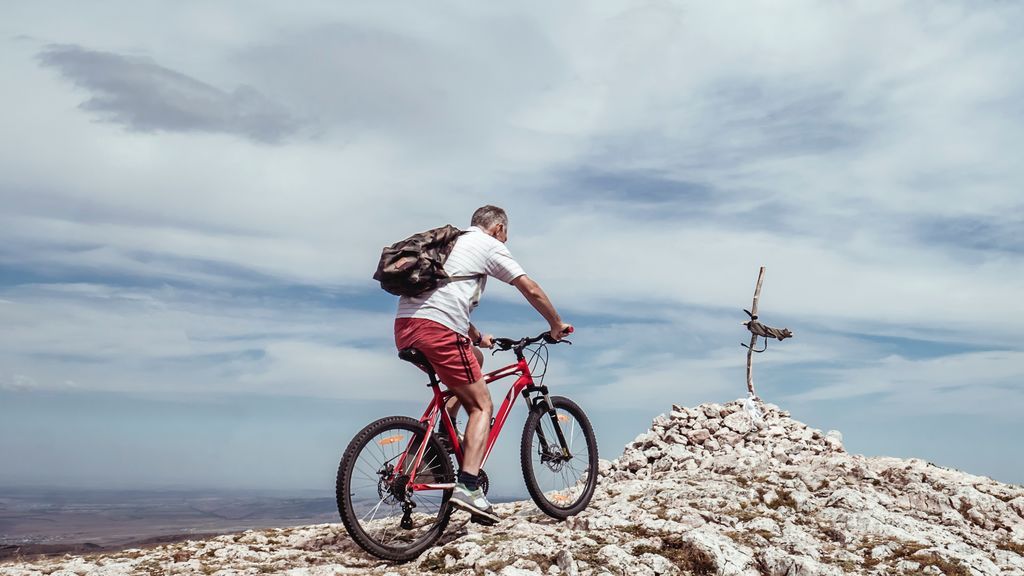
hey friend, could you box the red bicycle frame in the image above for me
[398,354,539,492]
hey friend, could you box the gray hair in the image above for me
[470,205,508,230]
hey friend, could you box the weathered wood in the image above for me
[746,266,765,397]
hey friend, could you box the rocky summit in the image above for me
[4,401,1024,576]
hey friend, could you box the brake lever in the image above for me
[491,338,515,354]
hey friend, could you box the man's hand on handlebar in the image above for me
[549,323,574,342]
[491,326,575,354]
[477,334,494,349]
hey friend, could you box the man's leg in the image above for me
[447,376,492,476]
[443,347,484,432]
[446,375,500,524]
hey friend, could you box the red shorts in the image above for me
[394,318,482,387]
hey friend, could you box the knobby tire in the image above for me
[336,416,453,562]
[520,396,599,519]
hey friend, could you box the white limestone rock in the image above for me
[8,399,1024,576]
[722,411,752,435]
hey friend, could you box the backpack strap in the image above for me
[439,228,485,284]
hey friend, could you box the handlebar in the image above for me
[492,327,573,353]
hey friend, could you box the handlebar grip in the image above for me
[493,337,515,350]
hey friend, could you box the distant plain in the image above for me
[0,487,337,558]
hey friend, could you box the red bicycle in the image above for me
[335,329,598,561]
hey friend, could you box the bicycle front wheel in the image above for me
[336,416,454,561]
[520,396,598,519]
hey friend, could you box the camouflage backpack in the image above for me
[373,225,482,297]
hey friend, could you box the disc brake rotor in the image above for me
[541,446,568,472]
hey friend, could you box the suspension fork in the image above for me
[523,385,572,459]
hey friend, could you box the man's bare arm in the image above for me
[467,323,493,348]
[512,275,572,339]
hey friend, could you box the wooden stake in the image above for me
[746,266,766,398]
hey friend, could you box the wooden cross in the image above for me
[742,266,793,398]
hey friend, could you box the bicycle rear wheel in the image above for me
[336,416,454,561]
[520,396,598,519]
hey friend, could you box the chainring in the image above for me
[477,469,490,496]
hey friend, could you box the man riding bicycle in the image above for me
[393,205,572,524]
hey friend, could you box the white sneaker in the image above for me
[450,483,499,525]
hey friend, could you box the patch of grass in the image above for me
[914,552,971,576]
[723,529,772,549]
[765,489,798,511]
[476,557,513,573]
[998,539,1024,556]
[572,543,602,566]
[732,507,762,522]
[523,552,553,570]
[131,558,169,576]
[957,499,973,519]
[658,534,716,575]
[632,544,661,556]
[857,536,887,549]
[418,543,470,574]
[890,541,928,559]
[861,555,882,569]
[833,559,859,571]
[608,526,715,575]
[418,550,462,574]
[855,536,893,569]
[170,549,191,563]
[820,526,845,544]
[620,524,652,538]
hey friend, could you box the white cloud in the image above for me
[0,374,39,391]
[1,1,1022,418]
[0,283,407,398]
[784,350,1024,416]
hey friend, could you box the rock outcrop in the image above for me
[3,401,1024,575]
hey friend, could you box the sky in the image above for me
[1,1,1022,497]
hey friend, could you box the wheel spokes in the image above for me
[531,407,593,509]
[346,425,452,554]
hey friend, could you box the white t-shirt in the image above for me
[397,226,526,335]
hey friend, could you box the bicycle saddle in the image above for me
[398,347,436,375]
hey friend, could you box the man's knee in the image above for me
[455,379,492,414]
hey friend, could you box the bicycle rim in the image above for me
[337,417,453,561]
[521,396,598,518]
